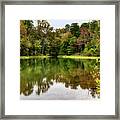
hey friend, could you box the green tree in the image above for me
[70,23,80,38]
[36,20,54,55]
[20,20,34,56]
[65,24,70,32]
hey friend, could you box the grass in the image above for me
[20,56,49,59]
[58,56,100,59]
[20,55,100,59]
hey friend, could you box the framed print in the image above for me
[0,0,120,119]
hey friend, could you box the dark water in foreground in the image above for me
[20,58,100,100]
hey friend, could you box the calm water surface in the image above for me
[20,58,100,100]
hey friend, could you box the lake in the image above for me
[20,58,100,100]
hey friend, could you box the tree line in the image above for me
[20,20,100,57]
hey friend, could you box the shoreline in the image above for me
[20,56,100,59]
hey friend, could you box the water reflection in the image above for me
[20,58,100,100]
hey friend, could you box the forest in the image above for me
[20,20,100,57]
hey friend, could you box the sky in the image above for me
[48,19,91,29]
[33,19,92,29]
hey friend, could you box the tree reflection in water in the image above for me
[20,58,100,99]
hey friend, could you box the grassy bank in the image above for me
[58,56,100,59]
[20,56,49,59]
[20,55,100,59]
